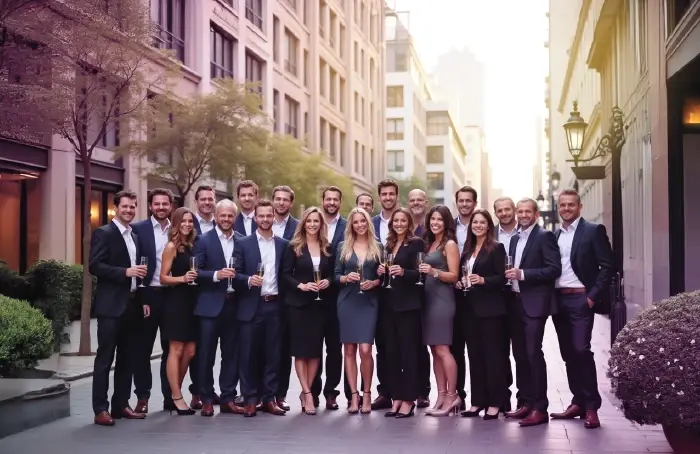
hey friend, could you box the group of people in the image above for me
[89,177,614,430]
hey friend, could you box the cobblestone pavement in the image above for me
[0,316,672,454]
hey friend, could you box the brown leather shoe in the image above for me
[243,403,257,417]
[110,406,146,419]
[262,401,286,416]
[370,395,392,410]
[551,404,585,419]
[220,401,244,415]
[201,403,215,417]
[584,409,601,429]
[505,406,531,419]
[519,410,549,427]
[94,411,115,426]
[326,395,339,410]
[190,395,203,410]
[276,397,290,411]
[134,399,148,414]
[416,396,430,409]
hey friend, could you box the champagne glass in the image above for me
[357,260,365,294]
[463,261,472,295]
[313,264,322,301]
[257,262,265,278]
[505,255,514,286]
[385,253,394,289]
[226,256,236,293]
[138,257,147,288]
[380,249,388,287]
[416,252,425,286]
[188,256,198,286]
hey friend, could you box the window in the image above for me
[386,118,404,140]
[273,16,280,63]
[303,50,309,86]
[369,58,375,89]
[80,75,121,149]
[360,49,365,78]
[339,77,346,112]
[284,0,297,11]
[354,92,359,122]
[339,24,345,58]
[354,41,359,72]
[329,124,337,161]
[426,146,444,164]
[354,140,360,173]
[320,118,327,150]
[427,113,450,135]
[427,172,444,190]
[210,24,235,79]
[319,0,326,37]
[245,50,264,84]
[361,97,365,126]
[245,0,263,31]
[386,86,403,107]
[151,0,185,62]
[284,29,299,76]
[273,89,279,132]
[339,131,346,166]
[393,52,407,72]
[74,185,119,265]
[319,59,327,97]
[434,197,444,205]
[0,176,41,273]
[387,149,404,172]
[330,68,337,105]
[285,96,299,138]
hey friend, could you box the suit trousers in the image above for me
[277,304,292,398]
[133,287,169,402]
[197,298,239,404]
[464,313,509,408]
[312,292,344,399]
[383,309,423,402]
[552,292,601,410]
[504,290,527,407]
[92,295,140,414]
[239,299,282,405]
[517,295,549,412]
[373,294,392,398]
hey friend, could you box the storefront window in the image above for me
[75,185,121,264]
[0,174,41,272]
[0,179,21,270]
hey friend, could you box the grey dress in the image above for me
[422,249,456,345]
[334,244,380,344]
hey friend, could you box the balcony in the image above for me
[152,25,185,62]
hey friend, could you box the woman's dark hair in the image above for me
[385,207,416,251]
[462,209,498,260]
[423,205,456,252]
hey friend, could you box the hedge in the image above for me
[0,295,54,374]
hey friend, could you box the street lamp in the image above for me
[563,100,627,346]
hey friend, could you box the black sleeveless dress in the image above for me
[163,246,197,342]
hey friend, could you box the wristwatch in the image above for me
[433,270,439,279]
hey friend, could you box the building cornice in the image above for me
[666,0,700,77]
[558,0,592,114]
[587,0,624,71]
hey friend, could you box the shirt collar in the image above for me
[215,226,234,240]
[457,216,470,227]
[113,218,130,235]
[151,215,171,231]
[560,216,582,233]
[273,215,289,225]
[518,223,536,237]
[327,214,340,226]
[196,212,214,225]
[498,224,517,236]
[380,211,392,222]
[256,231,275,242]
[243,211,255,220]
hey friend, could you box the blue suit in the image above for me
[371,215,382,243]
[233,233,288,405]
[280,216,299,241]
[193,227,244,405]
[193,215,215,236]
[234,212,257,236]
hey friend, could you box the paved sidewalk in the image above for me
[0,316,672,454]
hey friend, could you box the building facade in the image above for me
[0,0,386,272]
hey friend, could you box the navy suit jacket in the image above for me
[131,218,161,286]
[234,212,257,236]
[508,223,562,318]
[330,216,347,253]
[415,224,425,238]
[193,215,216,236]
[556,218,615,311]
[233,234,288,322]
[372,215,382,243]
[280,216,299,241]
[193,228,244,318]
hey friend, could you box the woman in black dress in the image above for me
[377,208,424,418]
[281,207,332,415]
[159,207,199,415]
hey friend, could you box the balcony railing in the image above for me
[210,62,234,79]
[152,24,185,62]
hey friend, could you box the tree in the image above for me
[5,0,181,355]
[394,175,432,208]
[124,79,271,201]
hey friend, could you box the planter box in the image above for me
[0,378,70,439]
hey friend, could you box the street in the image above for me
[0,316,672,454]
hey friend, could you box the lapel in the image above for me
[519,224,540,264]
[207,229,227,267]
[110,222,131,263]
[472,247,488,271]
[193,216,202,235]
[570,218,585,262]
[509,234,519,258]
[283,217,297,240]
[332,217,346,247]
[372,216,381,241]
[143,220,156,258]
[131,231,140,262]
[274,237,285,272]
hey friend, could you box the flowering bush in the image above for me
[608,291,700,429]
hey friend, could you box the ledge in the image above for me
[0,378,70,439]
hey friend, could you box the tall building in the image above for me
[461,125,484,203]
[0,0,386,272]
[432,48,486,129]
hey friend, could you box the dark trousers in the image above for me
[450,290,467,400]
[517,295,549,412]
[504,291,527,407]
[133,287,169,402]
[383,309,422,401]
[197,298,239,404]
[239,299,282,405]
[465,313,509,408]
[553,292,601,410]
[92,296,140,414]
[418,345,431,397]
[373,297,392,398]
[312,297,343,399]
[277,305,292,399]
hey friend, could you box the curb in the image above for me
[54,352,163,382]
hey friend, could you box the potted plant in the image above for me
[608,291,700,453]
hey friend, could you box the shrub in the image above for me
[608,291,700,429]
[0,259,31,300]
[0,295,54,375]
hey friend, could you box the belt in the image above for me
[262,294,278,302]
[557,288,586,295]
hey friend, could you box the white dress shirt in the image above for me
[512,223,536,292]
[497,224,518,247]
[378,211,391,245]
[242,211,255,236]
[456,216,469,253]
[326,214,340,242]
[150,216,171,287]
[272,215,289,238]
[113,219,137,291]
[212,226,236,282]
[196,213,215,234]
[556,217,585,289]
[256,232,278,296]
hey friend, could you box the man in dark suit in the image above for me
[355,192,374,214]
[193,199,244,417]
[550,189,614,429]
[192,185,217,236]
[90,190,148,426]
[505,198,562,427]
[234,180,258,236]
[131,188,173,414]
[312,186,347,409]
[234,199,288,417]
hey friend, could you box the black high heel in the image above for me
[460,406,485,417]
[395,403,415,419]
[300,391,316,415]
[170,396,195,416]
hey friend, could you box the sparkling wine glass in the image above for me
[357,260,365,294]
[188,256,198,286]
[313,264,322,301]
[416,252,425,286]
[505,255,514,287]
[138,257,147,288]
[226,256,236,293]
[385,253,394,289]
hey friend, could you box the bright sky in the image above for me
[394,0,549,200]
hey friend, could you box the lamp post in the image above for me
[563,101,627,345]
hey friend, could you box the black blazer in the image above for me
[508,224,562,318]
[282,243,333,307]
[383,237,424,312]
[280,216,300,241]
[131,218,158,286]
[234,212,256,236]
[460,242,507,317]
[556,218,615,312]
[89,222,141,318]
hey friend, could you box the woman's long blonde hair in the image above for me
[289,206,331,257]
[339,207,381,262]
